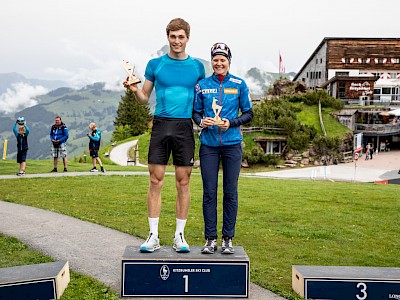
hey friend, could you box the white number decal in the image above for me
[356,282,367,300]
[183,275,189,293]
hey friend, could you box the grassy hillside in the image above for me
[295,104,351,137]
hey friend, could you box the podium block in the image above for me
[0,261,70,299]
[121,246,249,298]
[292,265,400,299]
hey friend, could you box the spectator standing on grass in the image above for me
[87,122,105,173]
[13,116,30,176]
[50,116,69,172]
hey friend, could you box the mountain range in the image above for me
[0,54,295,160]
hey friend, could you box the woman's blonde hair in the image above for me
[89,122,96,130]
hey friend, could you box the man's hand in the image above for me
[123,77,139,92]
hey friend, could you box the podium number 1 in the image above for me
[356,282,367,300]
[183,275,189,293]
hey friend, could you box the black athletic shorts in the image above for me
[148,117,195,166]
[17,149,28,163]
[89,148,99,158]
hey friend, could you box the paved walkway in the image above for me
[109,140,147,167]
[243,150,400,183]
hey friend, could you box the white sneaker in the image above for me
[140,233,160,253]
[173,232,190,253]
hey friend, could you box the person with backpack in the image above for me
[193,43,253,254]
[50,116,69,172]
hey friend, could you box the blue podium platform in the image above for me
[0,261,70,300]
[292,265,400,300]
[121,246,250,298]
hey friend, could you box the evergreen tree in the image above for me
[112,90,151,141]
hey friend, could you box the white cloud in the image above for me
[0,83,48,114]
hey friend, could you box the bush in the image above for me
[243,145,280,166]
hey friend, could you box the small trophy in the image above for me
[123,60,141,85]
[212,98,224,125]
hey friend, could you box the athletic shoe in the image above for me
[173,232,190,253]
[201,238,217,254]
[221,236,234,254]
[101,166,105,173]
[140,233,160,253]
[90,167,98,172]
[51,168,57,172]
[17,170,25,176]
[63,168,68,172]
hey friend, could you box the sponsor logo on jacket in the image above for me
[224,88,238,94]
[229,78,242,84]
[202,88,218,94]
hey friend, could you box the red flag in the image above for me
[279,53,285,74]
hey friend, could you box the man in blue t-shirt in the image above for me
[124,18,205,253]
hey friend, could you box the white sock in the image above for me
[175,218,187,237]
[148,217,159,237]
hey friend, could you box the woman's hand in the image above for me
[218,118,230,131]
[201,117,215,128]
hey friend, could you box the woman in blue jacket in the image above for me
[193,43,253,254]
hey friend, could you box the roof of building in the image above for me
[293,37,400,81]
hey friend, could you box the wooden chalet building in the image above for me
[293,38,400,104]
[294,38,400,152]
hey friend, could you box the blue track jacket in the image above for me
[193,73,253,146]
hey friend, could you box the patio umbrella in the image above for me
[379,111,390,116]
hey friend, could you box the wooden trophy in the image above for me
[212,98,224,125]
[123,60,141,85]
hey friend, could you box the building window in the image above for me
[316,58,318,64]
[338,82,346,98]
[336,71,349,77]
[382,88,391,94]
[320,58,322,64]
[306,72,308,78]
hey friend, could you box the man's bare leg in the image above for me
[140,163,165,252]
[175,166,192,219]
[173,165,192,252]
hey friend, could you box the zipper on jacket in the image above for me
[218,75,224,146]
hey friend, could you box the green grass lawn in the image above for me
[1,160,399,299]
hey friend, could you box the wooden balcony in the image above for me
[355,123,400,134]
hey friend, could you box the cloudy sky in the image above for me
[1,0,400,110]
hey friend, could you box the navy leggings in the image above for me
[199,143,242,239]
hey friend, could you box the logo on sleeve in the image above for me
[229,78,242,84]
[224,88,238,94]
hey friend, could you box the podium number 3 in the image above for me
[356,282,367,300]
[183,275,189,293]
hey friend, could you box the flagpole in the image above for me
[279,51,281,74]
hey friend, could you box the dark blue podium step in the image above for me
[121,246,250,298]
[0,261,70,300]
[292,265,400,300]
